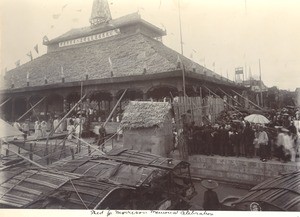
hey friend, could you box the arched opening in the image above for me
[89,91,112,122]
[147,85,178,102]
[0,98,12,121]
[116,89,143,111]
[14,97,27,121]
[46,93,64,117]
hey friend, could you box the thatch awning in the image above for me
[121,101,171,129]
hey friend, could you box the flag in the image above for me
[43,35,49,43]
[34,44,39,54]
[62,4,68,11]
[27,51,33,61]
[26,72,30,81]
[52,13,61,19]
[15,60,20,67]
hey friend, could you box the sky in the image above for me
[0,0,300,91]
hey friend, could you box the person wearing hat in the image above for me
[201,179,220,210]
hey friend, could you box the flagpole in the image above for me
[178,0,186,114]
[259,59,263,107]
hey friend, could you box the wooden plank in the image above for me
[0,199,23,207]
[2,193,33,203]
[1,183,42,195]
[12,177,60,189]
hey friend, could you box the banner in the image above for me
[34,44,39,54]
[43,35,49,43]
[235,68,243,74]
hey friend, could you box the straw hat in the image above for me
[201,179,219,189]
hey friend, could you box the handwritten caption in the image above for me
[91,210,213,216]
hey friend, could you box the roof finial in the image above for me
[90,0,112,27]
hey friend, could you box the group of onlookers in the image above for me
[176,110,300,163]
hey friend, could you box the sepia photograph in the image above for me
[0,0,299,215]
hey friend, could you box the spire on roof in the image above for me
[90,0,112,27]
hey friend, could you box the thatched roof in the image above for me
[121,101,171,129]
[3,32,218,90]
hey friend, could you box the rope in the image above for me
[69,179,89,209]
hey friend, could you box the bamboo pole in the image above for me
[0,97,11,108]
[48,93,87,138]
[72,135,105,155]
[231,89,263,111]
[103,89,127,127]
[2,146,46,169]
[204,86,243,115]
[17,97,45,121]
[218,88,243,107]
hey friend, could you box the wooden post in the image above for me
[70,148,75,160]
[18,146,21,154]
[62,140,66,158]
[45,145,49,165]
[29,143,33,161]
[88,145,91,156]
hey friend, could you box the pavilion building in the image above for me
[0,0,246,122]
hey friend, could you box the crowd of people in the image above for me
[176,108,300,163]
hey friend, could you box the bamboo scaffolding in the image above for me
[231,89,264,111]
[17,97,45,121]
[204,86,243,115]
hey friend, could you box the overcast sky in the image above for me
[1,0,300,91]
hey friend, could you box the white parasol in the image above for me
[244,114,270,124]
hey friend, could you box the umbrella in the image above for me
[244,114,270,124]
[201,179,219,189]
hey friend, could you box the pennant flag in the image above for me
[62,4,68,11]
[34,44,39,54]
[15,60,20,67]
[43,35,49,43]
[52,13,61,19]
[176,55,182,69]
[27,51,33,61]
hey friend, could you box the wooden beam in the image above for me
[0,97,11,108]
[2,146,46,169]
[103,89,127,127]
[17,97,45,121]
[231,89,264,111]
